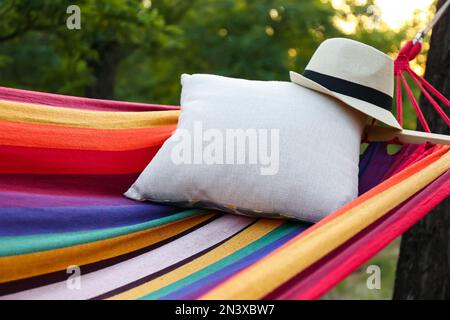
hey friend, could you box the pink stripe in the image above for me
[268,170,450,300]
[388,145,440,178]
[0,191,138,208]
[0,86,179,112]
[381,144,424,179]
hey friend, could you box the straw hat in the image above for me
[290,38,402,129]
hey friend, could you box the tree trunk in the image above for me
[393,0,450,300]
[85,41,122,99]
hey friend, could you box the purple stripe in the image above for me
[358,143,420,194]
[0,191,136,208]
[359,143,398,194]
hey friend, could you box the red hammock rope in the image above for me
[393,0,450,132]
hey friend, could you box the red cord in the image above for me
[408,68,450,108]
[395,74,403,126]
[400,73,431,132]
[406,67,450,126]
[393,39,449,131]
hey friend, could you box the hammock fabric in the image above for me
[0,86,449,300]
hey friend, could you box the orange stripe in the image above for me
[0,120,176,151]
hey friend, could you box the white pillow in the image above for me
[125,74,365,222]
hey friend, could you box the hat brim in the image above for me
[290,71,402,130]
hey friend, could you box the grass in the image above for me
[322,237,401,300]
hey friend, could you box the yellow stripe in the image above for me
[109,219,283,300]
[0,214,214,283]
[201,151,450,299]
[0,99,179,129]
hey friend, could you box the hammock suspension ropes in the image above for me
[394,0,450,131]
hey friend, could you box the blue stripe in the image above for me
[0,204,180,236]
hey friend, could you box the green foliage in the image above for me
[0,0,414,108]
[0,0,179,96]
[117,0,345,104]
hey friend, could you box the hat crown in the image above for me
[305,38,394,97]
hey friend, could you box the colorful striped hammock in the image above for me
[0,86,449,300]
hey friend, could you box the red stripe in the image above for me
[0,145,161,174]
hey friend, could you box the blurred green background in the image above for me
[0,0,438,299]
